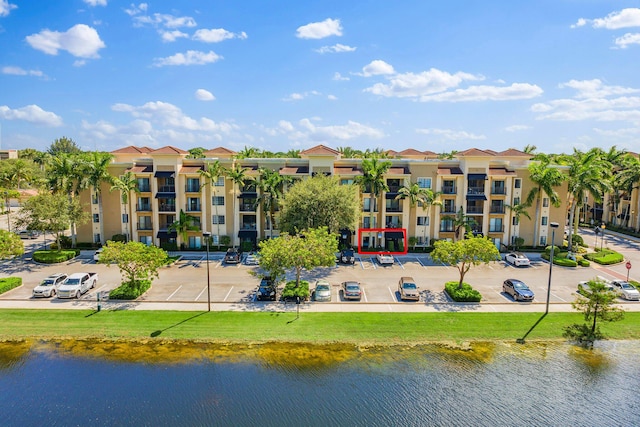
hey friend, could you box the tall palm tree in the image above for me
[526,158,565,248]
[257,167,291,240]
[446,206,476,242]
[505,202,531,250]
[395,182,441,247]
[355,158,391,248]
[169,209,199,249]
[234,146,261,159]
[82,152,114,245]
[558,148,610,252]
[337,146,362,159]
[616,154,640,232]
[199,160,223,248]
[224,163,251,248]
[109,171,139,242]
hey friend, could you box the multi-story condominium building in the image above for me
[77,145,568,251]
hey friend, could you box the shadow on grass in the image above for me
[150,312,207,337]
[517,313,547,344]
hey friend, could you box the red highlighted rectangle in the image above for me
[357,228,408,255]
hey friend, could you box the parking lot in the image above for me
[2,242,640,311]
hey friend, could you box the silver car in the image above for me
[313,280,332,302]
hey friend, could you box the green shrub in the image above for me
[111,234,127,242]
[280,280,310,301]
[160,242,178,251]
[0,277,22,294]
[544,245,561,254]
[109,280,151,300]
[584,249,624,265]
[240,241,253,252]
[444,281,482,302]
[220,235,231,246]
[571,234,585,247]
[32,250,77,264]
[578,259,590,267]
[540,252,578,267]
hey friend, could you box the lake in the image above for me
[1,339,639,426]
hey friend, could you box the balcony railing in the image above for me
[137,223,153,230]
[158,185,175,192]
[385,207,403,213]
[137,185,151,192]
[136,204,151,211]
[466,206,484,214]
[186,204,201,212]
[240,204,257,212]
[491,188,506,195]
[362,208,379,212]
[467,187,485,195]
[387,185,401,193]
[240,224,257,230]
[185,185,201,193]
[439,228,455,233]
[159,204,176,212]
[489,227,504,233]
[442,187,456,194]
[490,207,505,214]
[441,207,457,214]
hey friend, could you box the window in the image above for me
[122,214,128,224]
[93,214,100,223]
[212,196,225,206]
[540,236,547,246]
[417,216,429,226]
[212,216,225,225]
[363,217,376,228]
[489,218,503,232]
[363,198,377,211]
[514,179,521,189]
[137,178,150,192]
[442,180,456,194]
[541,216,548,226]
[215,177,225,186]
[513,217,519,226]
[416,236,426,246]
[340,179,354,185]
[491,180,505,194]
[513,197,520,206]
[443,199,456,213]
[94,233,101,244]
[188,236,202,249]
[139,235,152,246]
[417,177,432,189]
[543,198,549,207]
[186,178,200,192]
[440,218,454,232]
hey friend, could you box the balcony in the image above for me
[466,206,484,214]
[240,203,257,212]
[489,226,504,233]
[137,223,153,230]
[387,185,401,193]
[442,186,456,195]
[491,188,506,195]
[467,187,485,195]
[490,206,505,214]
[159,204,176,212]
[186,204,201,212]
[185,184,201,193]
[158,185,175,193]
[240,223,257,231]
[137,185,151,192]
[136,204,151,212]
[385,207,403,213]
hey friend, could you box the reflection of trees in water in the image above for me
[568,345,612,377]
[0,340,32,371]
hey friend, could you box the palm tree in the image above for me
[445,206,476,242]
[169,209,199,249]
[395,182,441,247]
[110,171,139,242]
[337,146,362,159]
[199,160,223,248]
[285,149,300,159]
[224,163,251,248]
[82,152,114,245]
[355,158,391,248]
[505,202,531,250]
[235,146,261,159]
[257,167,291,240]
[616,154,640,232]
[526,158,565,248]
[558,149,610,252]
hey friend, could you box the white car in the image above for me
[32,273,68,298]
[93,248,103,262]
[611,280,640,301]
[578,279,614,295]
[376,252,394,266]
[504,252,530,267]
[243,252,259,265]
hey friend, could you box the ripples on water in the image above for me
[0,339,639,426]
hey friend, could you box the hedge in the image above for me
[280,280,310,302]
[583,249,624,265]
[32,250,79,264]
[0,277,22,295]
[444,281,482,302]
[540,252,578,267]
[109,280,151,300]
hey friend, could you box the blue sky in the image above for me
[1,1,640,154]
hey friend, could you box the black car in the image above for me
[338,249,356,265]
[503,279,534,302]
[256,277,277,301]
[224,248,241,264]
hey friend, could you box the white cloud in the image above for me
[124,3,147,16]
[262,118,384,142]
[315,43,356,54]
[282,91,321,101]
[83,0,107,6]
[505,125,531,132]
[296,18,342,39]
[365,67,482,98]
[333,72,349,81]
[416,128,486,141]
[361,60,395,77]
[152,50,222,67]
[2,66,45,78]
[0,0,17,17]
[615,32,640,48]
[111,101,237,133]
[25,24,106,58]
[195,89,215,101]
[134,13,196,28]
[327,95,337,100]
[193,28,248,43]
[418,83,543,102]
[560,79,640,99]
[160,30,188,42]
[573,8,640,30]
[0,104,63,126]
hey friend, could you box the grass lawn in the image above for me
[1,309,640,344]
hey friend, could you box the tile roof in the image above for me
[397,148,427,156]
[125,165,153,173]
[497,148,532,157]
[388,166,410,175]
[300,144,340,156]
[488,167,517,176]
[110,146,149,154]
[180,166,204,174]
[437,167,464,175]
[279,166,309,175]
[333,166,363,175]
[151,146,189,154]
[457,148,495,157]
[204,147,236,156]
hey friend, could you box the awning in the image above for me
[238,192,258,199]
[468,173,487,180]
[238,230,258,238]
[126,165,153,173]
[466,194,487,201]
[437,167,463,175]
[385,231,404,239]
[157,231,177,239]
[154,171,175,178]
[385,193,399,199]
[155,193,176,199]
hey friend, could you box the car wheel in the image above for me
[51,290,56,297]
[513,293,518,302]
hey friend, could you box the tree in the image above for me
[258,227,338,288]
[278,175,359,235]
[355,158,392,248]
[186,147,206,159]
[430,233,500,288]
[110,171,139,242]
[505,202,531,250]
[444,207,476,242]
[564,279,624,347]
[395,182,440,246]
[337,146,363,158]
[224,163,251,247]
[618,155,640,232]
[526,158,565,247]
[0,188,20,232]
[169,209,199,248]
[234,146,261,159]
[82,151,114,244]
[47,137,82,156]
[47,153,87,247]
[99,241,168,291]
[0,229,24,259]
[199,160,224,247]
[257,167,291,239]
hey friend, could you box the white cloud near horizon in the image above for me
[134,12,196,28]
[416,128,486,141]
[152,50,222,67]
[0,0,17,16]
[193,28,248,43]
[0,104,63,126]
[263,118,384,142]
[315,43,356,54]
[25,24,106,58]
[2,66,46,78]
[195,89,215,101]
[505,125,531,132]
[83,0,107,6]
[296,18,342,39]
[572,8,640,30]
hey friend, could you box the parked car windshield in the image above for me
[346,284,360,291]
[402,283,417,290]
[620,282,635,290]
[316,284,330,291]
[41,279,54,286]
[513,282,528,290]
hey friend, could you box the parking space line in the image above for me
[214,260,223,268]
[388,287,398,302]
[223,286,234,302]
[370,258,377,270]
[551,292,566,302]
[415,257,426,268]
[395,257,404,270]
[362,288,368,302]
[166,285,182,301]
[195,286,207,301]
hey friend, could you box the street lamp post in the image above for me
[600,223,606,251]
[545,222,559,315]
[203,231,211,312]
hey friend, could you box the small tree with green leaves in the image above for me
[0,229,24,259]
[258,227,338,288]
[430,233,500,288]
[99,241,168,295]
[564,279,624,347]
